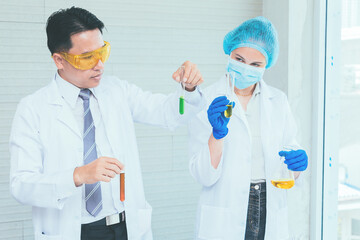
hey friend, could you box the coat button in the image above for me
[254,185,259,190]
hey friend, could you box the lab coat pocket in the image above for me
[198,205,230,240]
[138,202,152,236]
[35,232,62,240]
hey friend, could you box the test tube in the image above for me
[224,103,232,118]
[120,171,125,202]
[179,66,185,115]
[179,83,185,115]
[224,72,235,118]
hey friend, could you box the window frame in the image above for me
[311,0,342,239]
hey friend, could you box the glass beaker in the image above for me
[224,72,235,118]
[271,146,296,189]
[179,66,185,115]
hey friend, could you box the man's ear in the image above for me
[52,53,65,70]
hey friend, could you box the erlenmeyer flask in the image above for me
[271,146,295,189]
[224,72,235,118]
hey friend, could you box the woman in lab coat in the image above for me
[188,16,308,240]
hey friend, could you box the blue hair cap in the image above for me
[223,16,279,69]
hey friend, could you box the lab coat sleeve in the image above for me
[188,112,224,187]
[282,96,305,186]
[124,81,206,129]
[9,98,78,209]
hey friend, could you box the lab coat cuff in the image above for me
[294,171,304,187]
[204,145,224,184]
[209,154,224,174]
[183,86,204,106]
[55,168,79,209]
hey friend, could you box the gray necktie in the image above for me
[79,89,103,217]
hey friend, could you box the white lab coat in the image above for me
[188,75,301,240]
[9,74,205,240]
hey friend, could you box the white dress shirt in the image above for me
[55,73,124,224]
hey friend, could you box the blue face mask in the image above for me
[226,57,265,89]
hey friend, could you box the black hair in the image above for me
[46,6,105,55]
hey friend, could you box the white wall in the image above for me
[0,0,263,239]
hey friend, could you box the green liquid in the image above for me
[179,96,184,114]
[224,104,232,118]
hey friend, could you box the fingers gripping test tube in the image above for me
[120,171,125,202]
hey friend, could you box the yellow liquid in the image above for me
[271,179,295,189]
[224,104,233,118]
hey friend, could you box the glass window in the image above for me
[338,1,360,239]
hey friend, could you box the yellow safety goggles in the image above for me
[59,41,111,70]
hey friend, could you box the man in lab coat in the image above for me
[9,7,205,240]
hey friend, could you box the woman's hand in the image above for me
[207,96,234,139]
[279,149,308,171]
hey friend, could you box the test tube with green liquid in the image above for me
[179,95,184,115]
[179,66,185,115]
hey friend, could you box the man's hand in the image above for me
[172,61,204,92]
[73,157,124,187]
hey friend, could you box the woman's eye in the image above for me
[236,58,245,62]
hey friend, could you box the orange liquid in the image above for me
[271,179,295,189]
[120,173,125,201]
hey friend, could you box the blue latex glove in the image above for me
[207,96,235,139]
[279,149,308,171]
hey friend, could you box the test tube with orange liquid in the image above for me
[120,171,125,202]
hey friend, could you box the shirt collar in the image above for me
[253,82,261,96]
[54,72,97,108]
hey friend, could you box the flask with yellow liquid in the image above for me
[271,146,295,189]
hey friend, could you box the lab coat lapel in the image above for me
[259,80,275,178]
[47,80,82,139]
[259,80,285,240]
[93,87,123,160]
[232,98,251,136]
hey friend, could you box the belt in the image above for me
[82,211,126,227]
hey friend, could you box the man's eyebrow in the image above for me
[80,42,106,54]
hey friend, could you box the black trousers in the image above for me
[81,213,128,240]
[244,181,266,240]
